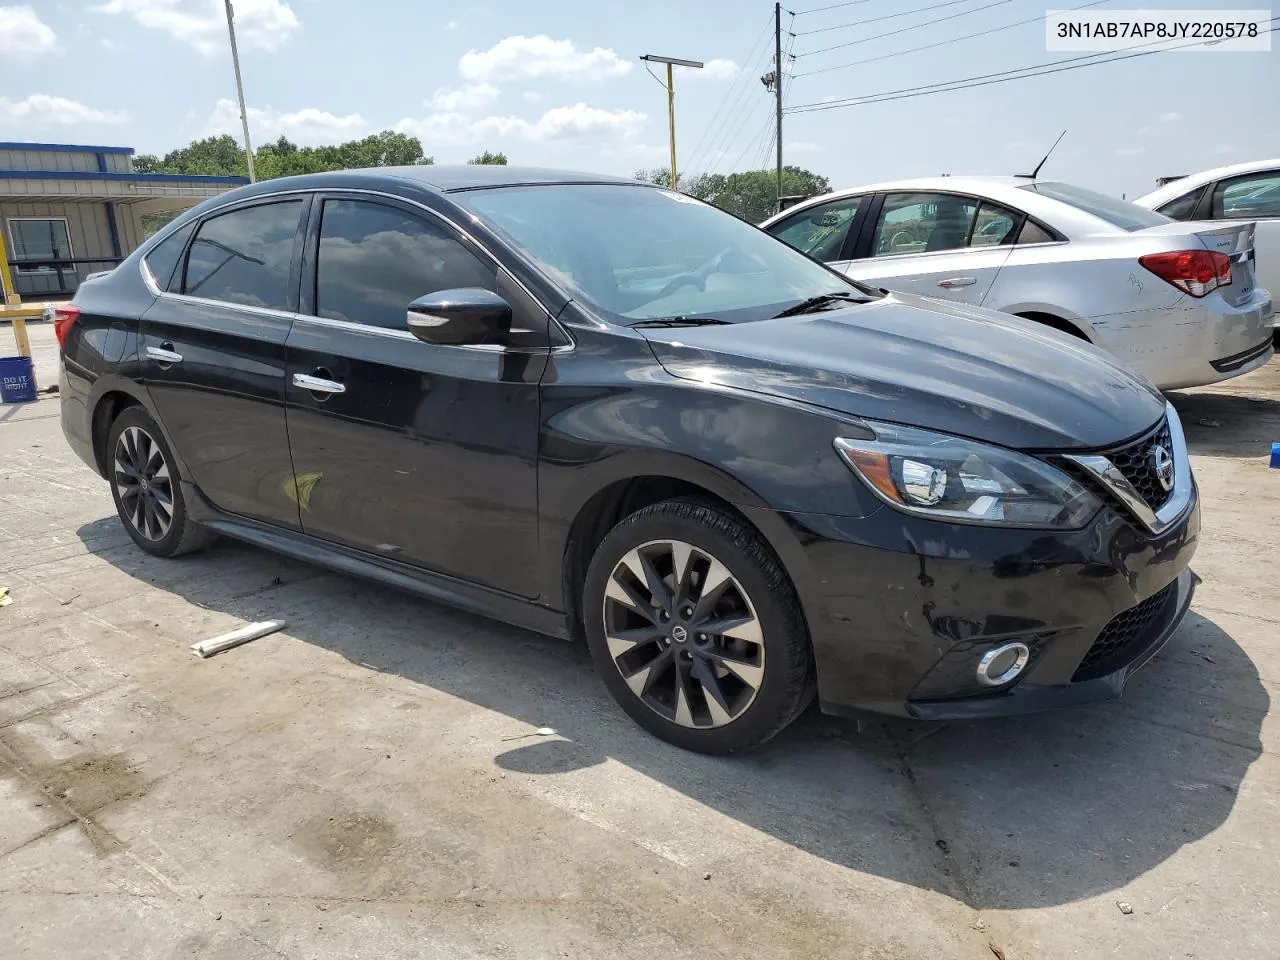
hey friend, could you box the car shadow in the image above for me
[1168,361,1280,459]
[77,519,1267,912]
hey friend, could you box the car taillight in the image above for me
[53,304,81,349]
[1138,250,1232,298]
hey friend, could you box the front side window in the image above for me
[314,199,496,330]
[871,193,979,257]
[1216,172,1280,219]
[183,200,303,311]
[7,218,72,270]
[457,184,876,325]
[768,196,863,262]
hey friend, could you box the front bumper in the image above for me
[764,480,1200,721]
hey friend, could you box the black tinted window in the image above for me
[1156,187,1205,221]
[183,200,302,310]
[143,222,194,291]
[315,199,496,329]
[1018,181,1169,231]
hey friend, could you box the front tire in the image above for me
[583,499,813,754]
[107,406,213,558]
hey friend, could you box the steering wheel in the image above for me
[650,247,734,301]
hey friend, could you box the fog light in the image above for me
[976,641,1030,687]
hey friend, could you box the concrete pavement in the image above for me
[2,320,1278,959]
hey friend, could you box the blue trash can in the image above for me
[0,355,38,404]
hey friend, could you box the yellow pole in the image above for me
[11,316,31,358]
[0,229,15,305]
[667,62,677,190]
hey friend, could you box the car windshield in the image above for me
[456,183,877,323]
[1018,181,1172,232]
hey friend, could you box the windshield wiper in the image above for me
[773,291,866,318]
[628,317,731,329]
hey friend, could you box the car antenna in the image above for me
[1015,130,1067,180]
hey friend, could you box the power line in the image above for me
[796,0,1013,58]
[794,0,994,36]
[688,36,780,174]
[794,0,1111,78]
[792,0,872,16]
[684,13,774,172]
[787,25,1277,114]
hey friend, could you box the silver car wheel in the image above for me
[602,539,765,729]
[113,425,174,542]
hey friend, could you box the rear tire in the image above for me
[583,498,813,754]
[106,406,214,558]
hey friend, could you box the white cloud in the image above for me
[459,35,632,82]
[785,140,823,156]
[521,90,543,104]
[95,0,300,57]
[428,83,500,113]
[1115,147,1145,156]
[691,58,739,81]
[396,103,646,147]
[0,6,58,57]
[1159,111,1183,124]
[201,98,369,145]
[0,94,129,125]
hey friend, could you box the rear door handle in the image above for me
[292,372,346,395]
[937,276,977,288]
[146,344,183,364]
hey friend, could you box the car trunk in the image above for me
[1132,220,1259,307]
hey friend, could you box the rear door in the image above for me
[139,196,306,530]
[842,191,1018,306]
[282,193,548,599]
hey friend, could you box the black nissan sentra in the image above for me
[57,166,1199,753]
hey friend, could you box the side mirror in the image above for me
[406,288,512,347]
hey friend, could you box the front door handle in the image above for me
[937,276,977,289]
[146,343,183,364]
[292,372,346,395]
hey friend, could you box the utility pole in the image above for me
[640,55,704,190]
[223,0,256,183]
[774,1,783,210]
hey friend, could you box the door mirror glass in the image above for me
[407,288,513,346]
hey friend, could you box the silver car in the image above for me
[761,176,1275,389]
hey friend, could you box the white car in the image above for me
[760,176,1275,389]
[1133,158,1280,344]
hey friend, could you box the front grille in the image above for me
[1107,419,1174,511]
[1072,582,1177,682]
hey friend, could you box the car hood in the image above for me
[639,293,1166,450]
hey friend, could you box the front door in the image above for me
[843,192,1018,306]
[139,196,306,530]
[283,194,547,599]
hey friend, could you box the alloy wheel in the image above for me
[113,425,174,542]
[602,539,766,728]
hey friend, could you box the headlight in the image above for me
[834,423,1101,528]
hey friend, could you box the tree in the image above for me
[634,165,831,223]
[469,150,508,165]
[134,131,433,181]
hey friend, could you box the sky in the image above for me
[0,0,1276,198]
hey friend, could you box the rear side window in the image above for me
[1015,220,1057,245]
[314,199,496,330]
[768,196,863,262]
[143,222,195,291]
[969,201,1020,246]
[1018,181,1170,231]
[1216,172,1280,219]
[183,200,303,311]
[1155,187,1206,221]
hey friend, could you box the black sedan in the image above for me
[56,166,1199,753]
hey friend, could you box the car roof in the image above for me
[227,165,647,196]
[1133,158,1280,206]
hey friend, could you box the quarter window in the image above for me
[143,222,195,292]
[1216,172,1280,219]
[769,196,863,262]
[183,200,303,311]
[315,199,496,330]
[1155,187,1206,221]
[871,193,978,257]
[1015,219,1057,245]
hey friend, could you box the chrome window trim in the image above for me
[1064,402,1193,535]
[137,185,576,355]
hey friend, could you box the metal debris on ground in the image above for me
[1116,900,1134,915]
[190,619,287,659]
